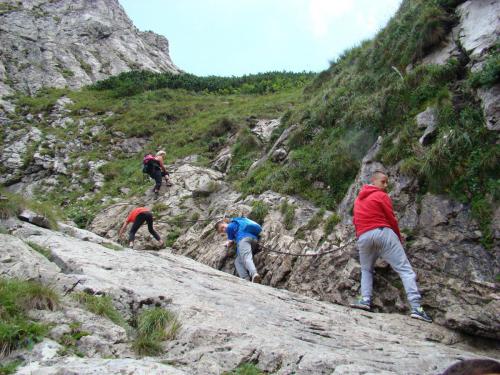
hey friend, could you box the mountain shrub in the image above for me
[92,70,314,98]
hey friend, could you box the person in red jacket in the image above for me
[351,171,432,323]
[118,207,164,249]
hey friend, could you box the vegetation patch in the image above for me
[280,200,296,230]
[165,228,181,247]
[324,214,341,235]
[152,202,169,214]
[21,75,305,229]
[93,70,314,97]
[0,278,58,358]
[26,241,53,260]
[229,128,261,180]
[304,208,325,231]
[223,363,265,375]
[57,322,89,357]
[132,307,181,356]
[16,88,69,114]
[296,208,325,239]
[0,3,20,15]
[72,292,127,328]
[0,360,22,375]
[248,200,269,225]
[469,45,500,88]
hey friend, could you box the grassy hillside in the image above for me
[241,0,499,246]
[4,0,498,246]
[10,72,313,226]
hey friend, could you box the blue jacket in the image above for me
[225,218,260,244]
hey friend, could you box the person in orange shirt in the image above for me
[118,207,164,249]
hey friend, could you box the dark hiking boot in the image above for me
[350,297,371,311]
[410,307,432,323]
[251,274,262,284]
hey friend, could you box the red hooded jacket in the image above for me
[353,185,401,241]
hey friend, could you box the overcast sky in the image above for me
[119,0,402,76]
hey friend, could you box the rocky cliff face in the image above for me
[1,218,498,374]
[422,0,500,131]
[0,0,180,105]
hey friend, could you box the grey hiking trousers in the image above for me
[357,227,421,309]
[235,237,258,280]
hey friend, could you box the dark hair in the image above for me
[215,219,225,232]
[441,359,500,375]
[371,170,387,178]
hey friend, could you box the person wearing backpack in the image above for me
[118,206,164,249]
[215,217,262,283]
[143,150,172,196]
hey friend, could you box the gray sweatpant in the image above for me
[357,227,421,309]
[235,237,258,280]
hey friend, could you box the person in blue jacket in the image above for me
[215,217,262,283]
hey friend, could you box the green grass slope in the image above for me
[9,72,312,227]
[241,0,499,246]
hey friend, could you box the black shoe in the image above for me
[410,307,432,323]
[350,297,371,311]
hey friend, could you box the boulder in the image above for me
[416,107,438,145]
[18,209,52,229]
[477,84,500,131]
[251,119,281,142]
[212,146,232,172]
[416,107,438,129]
[249,124,298,173]
[421,28,461,66]
[0,233,60,282]
[456,0,500,64]
[271,147,287,162]
[0,127,42,171]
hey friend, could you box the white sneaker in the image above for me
[251,274,262,284]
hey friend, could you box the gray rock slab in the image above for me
[0,233,60,282]
[16,358,186,375]
[11,222,498,375]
